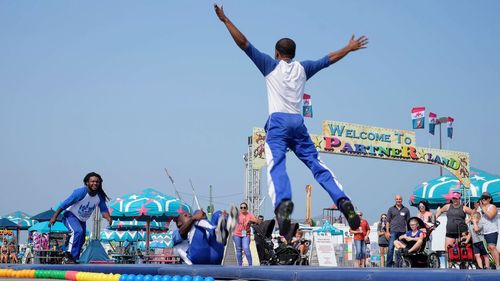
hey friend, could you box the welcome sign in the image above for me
[319,120,470,187]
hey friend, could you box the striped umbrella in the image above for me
[108,219,167,230]
[410,167,500,208]
[150,232,173,248]
[100,230,147,242]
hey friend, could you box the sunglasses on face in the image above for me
[240,206,247,209]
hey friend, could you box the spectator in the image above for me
[416,200,433,226]
[257,215,264,224]
[377,214,389,267]
[350,211,370,267]
[233,202,260,266]
[291,229,309,257]
[8,242,18,263]
[393,218,424,254]
[385,195,410,267]
[416,200,434,249]
[435,191,474,267]
[479,192,499,269]
[23,245,33,264]
[0,240,8,263]
[469,212,489,269]
[473,199,481,212]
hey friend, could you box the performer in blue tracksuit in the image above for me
[49,172,112,263]
[172,209,232,265]
[215,4,368,237]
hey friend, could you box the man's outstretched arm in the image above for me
[214,4,249,50]
[328,35,368,64]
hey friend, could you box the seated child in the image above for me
[394,218,424,253]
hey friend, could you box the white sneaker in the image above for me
[227,205,238,234]
[215,215,228,245]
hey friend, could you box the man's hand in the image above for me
[347,35,368,52]
[192,209,207,221]
[214,4,228,23]
[48,217,56,227]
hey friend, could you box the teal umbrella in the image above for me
[3,211,37,230]
[0,218,18,230]
[28,221,69,233]
[31,209,63,222]
[108,188,192,221]
[410,167,500,208]
[108,188,191,252]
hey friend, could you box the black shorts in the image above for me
[484,232,498,245]
[473,242,488,256]
[446,233,459,239]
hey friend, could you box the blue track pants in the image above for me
[264,112,349,209]
[63,212,86,260]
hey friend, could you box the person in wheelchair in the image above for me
[394,218,424,255]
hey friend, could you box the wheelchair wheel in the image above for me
[399,256,412,268]
[427,253,440,268]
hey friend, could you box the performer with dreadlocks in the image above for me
[49,172,111,263]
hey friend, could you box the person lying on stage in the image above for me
[172,207,238,265]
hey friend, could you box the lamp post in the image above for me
[435,116,449,177]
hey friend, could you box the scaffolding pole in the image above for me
[244,136,262,216]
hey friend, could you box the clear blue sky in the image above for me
[1,1,499,224]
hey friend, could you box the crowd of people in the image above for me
[371,192,499,269]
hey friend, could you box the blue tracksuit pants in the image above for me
[264,112,349,209]
[63,212,86,260]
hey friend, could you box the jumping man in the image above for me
[214,4,368,235]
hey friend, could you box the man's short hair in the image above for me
[275,38,296,59]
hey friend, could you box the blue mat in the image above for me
[6,264,500,281]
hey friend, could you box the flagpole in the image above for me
[436,117,448,177]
